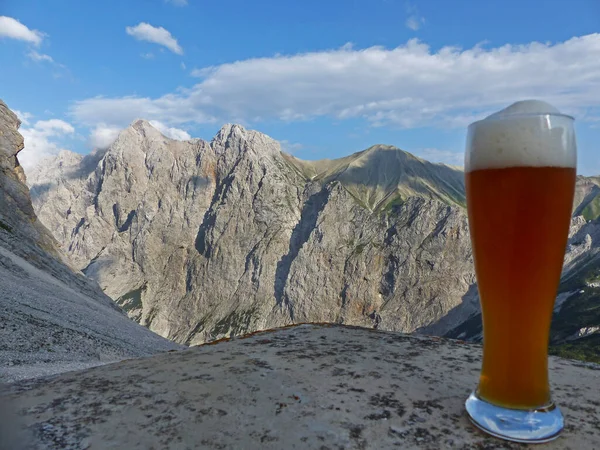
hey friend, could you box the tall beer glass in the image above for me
[464,100,576,443]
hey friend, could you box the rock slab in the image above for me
[3,324,599,449]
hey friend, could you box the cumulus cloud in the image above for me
[71,34,600,131]
[148,120,191,140]
[417,148,464,167]
[27,50,53,62]
[19,119,75,170]
[89,124,122,149]
[126,23,183,55]
[0,16,44,45]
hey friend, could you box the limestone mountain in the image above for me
[0,100,180,382]
[29,121,475,345]
[29,119,599,357]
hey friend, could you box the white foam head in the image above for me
[465,100,576,172]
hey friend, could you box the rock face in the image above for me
[3,324,599,450]
[29,121,474,344]
[0,102,62,261]
[0,100,181,383]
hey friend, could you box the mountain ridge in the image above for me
[29,119,475,345]
[28,118,600,357]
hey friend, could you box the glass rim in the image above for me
[469,112,575,129]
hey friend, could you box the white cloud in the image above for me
[27,50,53,62]
[280,140,303,154]
[72,95,215,128]
[417,148,464,167]
[14,110,33,126]
[405,2,424,31]
[89,124,122,149]
[141,52,155,59]
[19,119,75,170]
[148,120,191,140]
[0,16,44,45]
[71,34,600,131]
[181,62,186,70]
[165,0,188,5]
[405,16,424,31]
[126,22,183,55]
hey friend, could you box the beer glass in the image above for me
[464,101,576,443]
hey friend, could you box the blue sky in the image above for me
[1,0,600,173]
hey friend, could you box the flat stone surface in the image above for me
[2,324,599,449]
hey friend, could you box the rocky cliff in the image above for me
[29,121,475,345]
[0,100,181,383]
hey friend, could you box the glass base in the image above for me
[465,391,564,443]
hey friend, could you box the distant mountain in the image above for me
[0,100,180,382]
[29,121,474,345]
[28,119,599,359]
[573,175,600,220]
[284,145,465,210]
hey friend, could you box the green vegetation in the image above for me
[444,190,467,208]
[550,334,600,364]
[581,195,600,221]
[0,220,13,233]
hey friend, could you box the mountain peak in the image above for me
[211,123,282,158]
[282,143,465,209]
[107,119,167,150]
[212,123,248,143]
[56,149,83,163]
[362,144,422,161]
[130,119,161,135]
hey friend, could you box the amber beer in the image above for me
[464,101,575,442]
[466,165,576,409]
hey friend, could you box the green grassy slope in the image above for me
[283,145,466,210]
